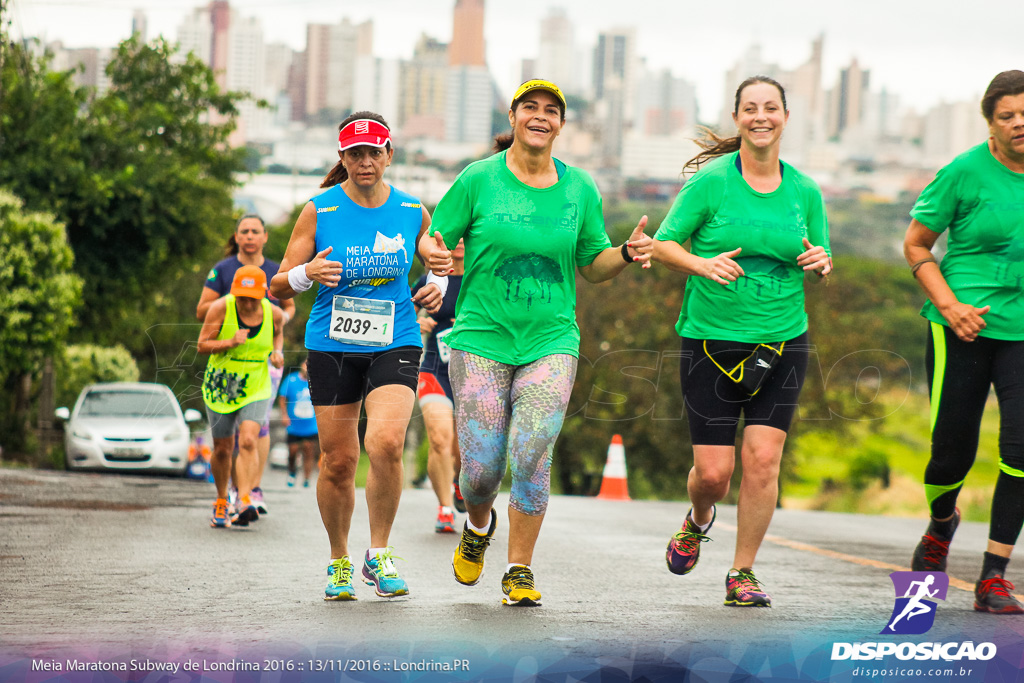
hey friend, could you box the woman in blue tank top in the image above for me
[270,111,453,602]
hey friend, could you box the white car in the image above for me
[56,382,203,476]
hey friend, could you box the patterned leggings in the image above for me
[449,349,577,516]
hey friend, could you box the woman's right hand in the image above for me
[940,301,990,342]
[701,248,744,285]
[229,329,249,348]
[305,246,344,288]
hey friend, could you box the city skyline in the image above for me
[10,0,1019,118]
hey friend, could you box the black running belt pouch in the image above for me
[702,340,785,396]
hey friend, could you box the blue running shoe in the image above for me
[361,548,409,597]
[325,556,357,601]
[210,498,231,528]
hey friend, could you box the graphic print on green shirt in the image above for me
[911,142,1024,340]
[654,151,831,342]
[430,150,611,365]
[494,252,564,309]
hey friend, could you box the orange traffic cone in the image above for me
[597,434,630,500]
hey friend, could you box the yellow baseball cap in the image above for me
[511,79,566,110]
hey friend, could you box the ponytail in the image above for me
[682,126,741,174]
[492,132,514,154]
[321,160,347,188]
[223,234,238,257]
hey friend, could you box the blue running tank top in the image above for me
[305,184,424,353]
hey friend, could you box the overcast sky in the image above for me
[9,0,1019,118]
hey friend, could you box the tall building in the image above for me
[592,28,635,102]
[176,8,212,64]
[827,58,870,140]
[354,56,400,127]
[536,8,576,94]
[592,27,637,165]
[176,3,269,143]
[634,66,697,136]
[445,0,492,147]
[399,34,448,139]
[449,0,485,67]
[209,0,231,90]
[780,35,826,164]
[50,45,113,95]
[287,52,308,122]
[304,19,373,122]
[132,10,148,42]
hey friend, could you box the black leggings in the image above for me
[680,332,809,446]
[925,322,1024,545]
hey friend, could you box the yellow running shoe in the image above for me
[501,564,541,606]
[452,508,496,586]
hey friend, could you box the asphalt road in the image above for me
[2,465,1022,681]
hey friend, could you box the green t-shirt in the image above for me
[654,152,831,342]
[430,150,611,365]
[910,142,1024,340]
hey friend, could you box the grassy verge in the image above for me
[784,391,1001,522]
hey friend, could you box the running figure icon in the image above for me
[887,574,938,632]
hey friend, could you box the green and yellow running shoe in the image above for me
[324,556,357,601]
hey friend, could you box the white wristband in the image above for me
[426,272,448,298]
[287,264,313,292]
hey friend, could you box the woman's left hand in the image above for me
[425,232,454,276]
[625,215,653,269]
[412,283,443,314]
[270,351,284,369]
[797,237,832,276]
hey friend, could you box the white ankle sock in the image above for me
[466,517,490,535]
[506,563,529,572]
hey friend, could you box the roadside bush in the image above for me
[56,344,140,410]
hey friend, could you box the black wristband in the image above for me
[620,242,632,264]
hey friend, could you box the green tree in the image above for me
[0,37,250,388]
[56,344,140,410]
[0,190,83,451]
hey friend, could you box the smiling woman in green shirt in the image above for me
[652,76,832,609]
[431,79,653,607]
[904,70,1024,615]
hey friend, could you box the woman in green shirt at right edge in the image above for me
[652,76,833,608]
[904,70,1024,614]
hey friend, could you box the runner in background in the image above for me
[904,70,1024,614]
[652,76,832,608]
[269,111,452,601]
[431,79,652,607]
[198,266,284,528]
[412,238,466,533]
[196,214,295,516]
[278,357,319,488]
